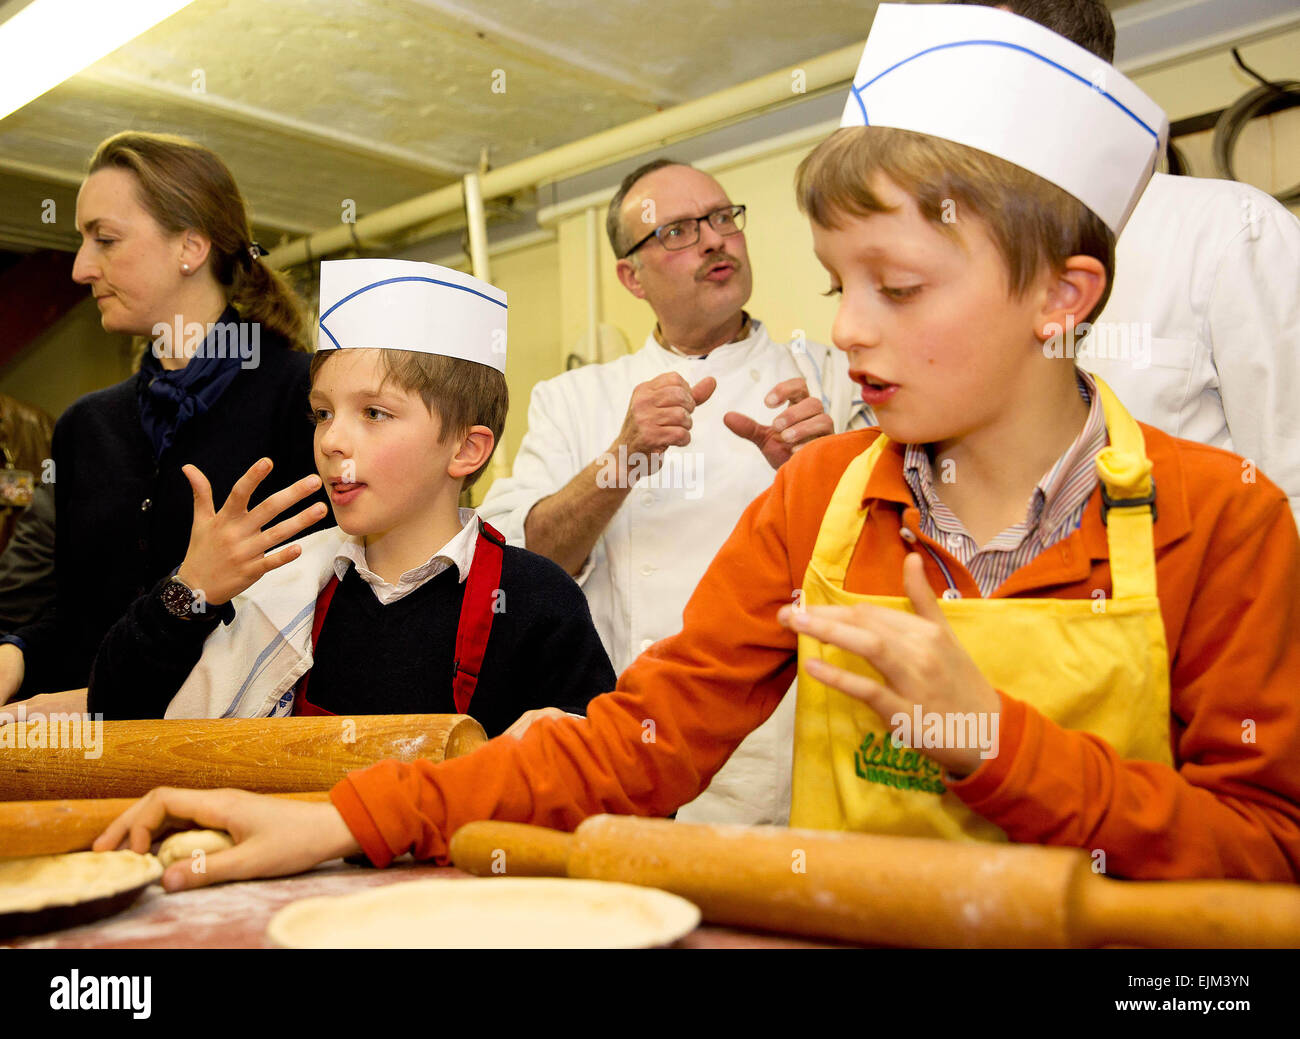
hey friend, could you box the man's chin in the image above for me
[703,271,751,305]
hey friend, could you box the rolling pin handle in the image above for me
[1073,874,1300,949]
[448,821,574,878]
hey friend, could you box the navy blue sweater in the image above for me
[88,535,615,734]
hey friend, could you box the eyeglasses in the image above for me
[621,204,747,259]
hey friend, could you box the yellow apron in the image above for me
[790,378,1173,839]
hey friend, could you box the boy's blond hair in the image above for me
[796,127,1115,324]
[309,350,508,490]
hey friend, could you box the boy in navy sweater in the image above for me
[88,260,614,734]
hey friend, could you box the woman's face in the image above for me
[72,168,188,336]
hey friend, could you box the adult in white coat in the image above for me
[1083,172,1300,526]
[480,159,864,824]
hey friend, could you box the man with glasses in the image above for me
[481,159,863,825]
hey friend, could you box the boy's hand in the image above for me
[777,553,1000,777]
[93,787,362,892]
[504,706,571,740]
[176,458,326,606]
[724,377,834,470]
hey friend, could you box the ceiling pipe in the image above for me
[585,206,599,364]
[266,41,862,271]
[463,172,491,283]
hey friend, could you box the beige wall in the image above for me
[0,298,133,421]
[465,239,562,506]
[1132,28,1300,219]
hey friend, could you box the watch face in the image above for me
[161,578,195,618]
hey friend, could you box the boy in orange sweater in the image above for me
[98,5,1300,885]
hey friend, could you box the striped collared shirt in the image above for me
[902,370,1106,597]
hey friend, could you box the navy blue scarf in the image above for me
[136,307,248,459]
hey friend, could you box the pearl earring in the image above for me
[181,263,191,273]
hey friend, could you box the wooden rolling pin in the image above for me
[450,816,1300,949]
[0,714,486,801]
[0,792,331,859]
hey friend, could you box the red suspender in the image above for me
[292,574,340,716]
[292,520,505,718]
[451,520,505,715]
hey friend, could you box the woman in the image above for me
[0,391,54,556]
[0,131,328,714]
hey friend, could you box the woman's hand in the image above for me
[93,787,362,891]
[778,552,1001,777]
[0,687,86,725]
[176,458,326,606]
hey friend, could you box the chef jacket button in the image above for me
[941,588,962,601]
[639,639,654,653]
[750,369,761,381]
[140,498,152,512]
[899,527,917,543]
[639,564,655,576]
[641,493,655,507]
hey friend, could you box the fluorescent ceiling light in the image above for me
[0,0,197,121]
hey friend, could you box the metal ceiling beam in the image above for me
[0,224,75,251]
[0,156,82,187]
[0,153,322,242]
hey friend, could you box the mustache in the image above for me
[696,251,744,280]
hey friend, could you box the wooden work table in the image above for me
[3,859,847,949]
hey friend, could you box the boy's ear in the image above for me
[447,426,495,482]
[1036,255,1107,337]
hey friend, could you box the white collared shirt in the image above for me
[330,507,479,605]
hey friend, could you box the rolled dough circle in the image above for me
[0,850,162,914]
[157,829,234,867]
[268,877,701,949]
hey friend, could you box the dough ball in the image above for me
[157,829,234,868]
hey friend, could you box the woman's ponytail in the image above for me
[230,253,308,350]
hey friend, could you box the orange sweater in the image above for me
[331,425,1300,881]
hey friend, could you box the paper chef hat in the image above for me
[317,259,507,373]
[839,4,1169,234]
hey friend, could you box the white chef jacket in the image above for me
[480,319,863,824]
[1084,173,1300,525]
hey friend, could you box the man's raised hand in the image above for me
[724,377,834,470]
[611,373,716,479]
[175,458,326,607]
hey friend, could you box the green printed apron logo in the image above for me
[854,731,947,794]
